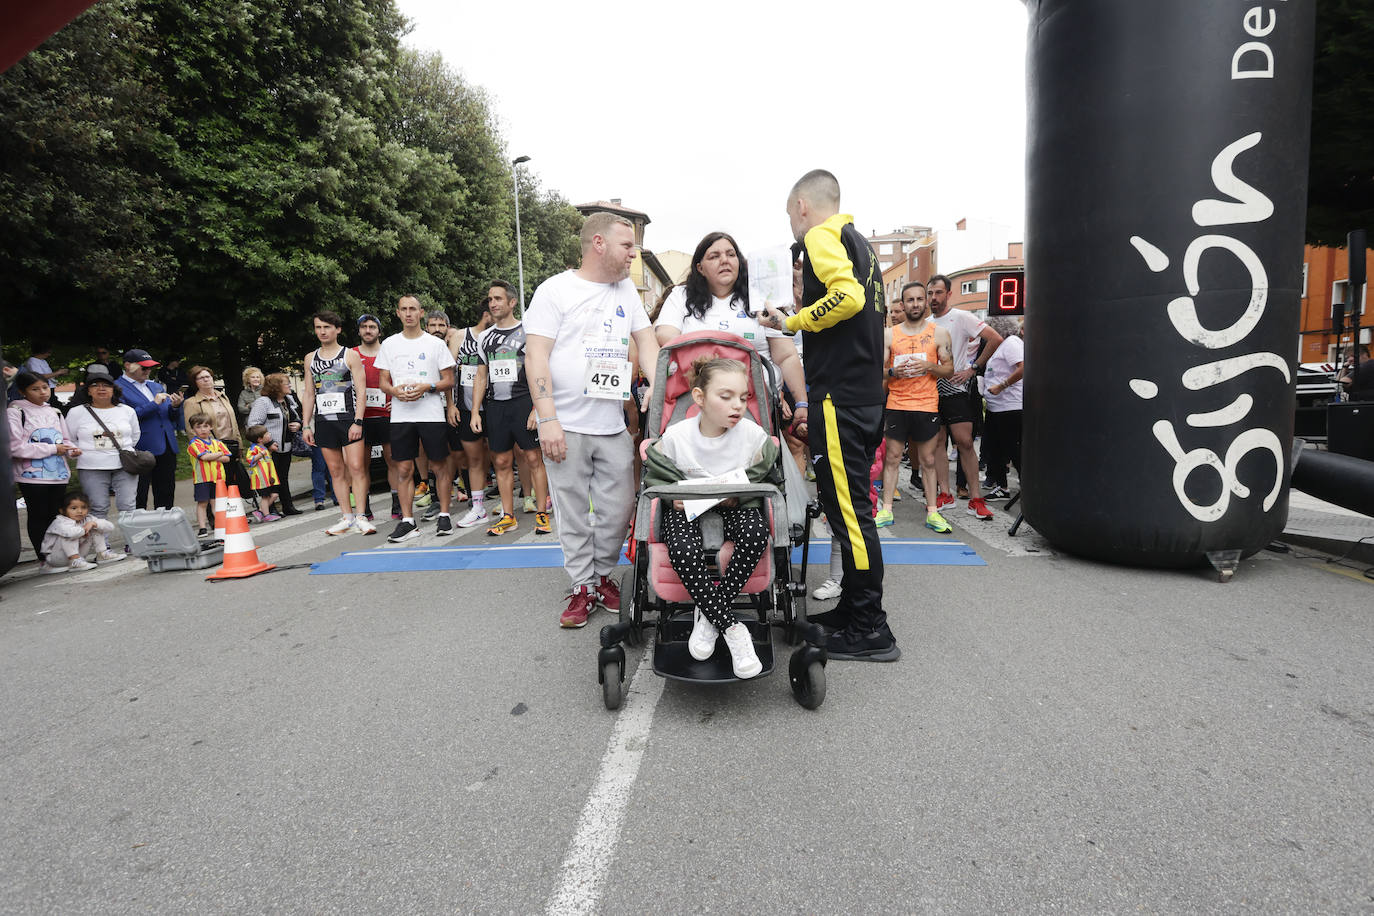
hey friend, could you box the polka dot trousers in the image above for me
[662,505,769,631]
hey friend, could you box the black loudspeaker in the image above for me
[1022,1,1317,566]
[1327,402,1374,461]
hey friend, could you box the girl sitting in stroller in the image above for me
[642,356,782,678]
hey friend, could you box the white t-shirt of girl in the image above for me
[983,333,1024,412]
[655,415,769,480]
[524,271,649,436]
[375,332,456,424]
[655,287,782,364]
[68,403,140,471]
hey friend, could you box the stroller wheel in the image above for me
[789,650,826,710]
[601,659,624,710]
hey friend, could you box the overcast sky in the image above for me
[395,0,1028,257]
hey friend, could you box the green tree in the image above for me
[1307,0,1374,245]
[0,0,180,337]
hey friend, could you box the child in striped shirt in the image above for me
[243,424,283,522]
[187,413,231,535]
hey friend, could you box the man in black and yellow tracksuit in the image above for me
[761,169,898,662]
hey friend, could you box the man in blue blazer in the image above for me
[117,348,185,509]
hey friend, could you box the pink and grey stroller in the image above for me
[598,330,827,710]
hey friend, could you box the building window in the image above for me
[881,243,894,255]
[1333,279,1367,316]
[960,279,988,295]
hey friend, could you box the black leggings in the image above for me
[982,410,1022,489]
[19,482,68,560]
[663,505,769,631]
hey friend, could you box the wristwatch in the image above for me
[352,418,364,426]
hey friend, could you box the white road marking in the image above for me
[545,646,663,916]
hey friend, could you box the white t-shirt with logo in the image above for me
[654,414,769,479]
[524,271,649,435]
[655,287,781,364]
[374,332,456,423]
[931,307,987,395]
[983,333,1024,412]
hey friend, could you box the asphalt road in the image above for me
[2,493,1371,914]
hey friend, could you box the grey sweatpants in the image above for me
[544,429,634,588]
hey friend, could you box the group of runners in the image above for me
[299,285,550,544]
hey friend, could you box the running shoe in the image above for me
[925,511,952,534]
[422,502,441,521]
[69,557,97,571]
[534,511,551,535]
[314,501,327,512]
[825,626,901,662]
[197,527,209,538]
[326,517,356,536]
[434,514,453,537]
[723,623,763,678]
[387,520,419,543]
[38,562,69,575]
[523,495,537,514]
[595,574,621,611]
[413,487,432,509]
[250,509,266,524]
[935,491,955,511]
[892,488,903,502]
[559,586,596,628]
[262,513,282,523]
[95,550,126,564]
[354,516,377,536]
[486,513,517,536]
[456,503,489,528]
[983,485,1012,500]
[875,508,894,528]
[967,497,994,520]
[812,578,842,600]
[688,609,719,661]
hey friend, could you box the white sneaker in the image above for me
[687,610,719,661]
[69,557,97,572]
[39,562,69,575]
[353,516,377,536]
[456,503,489,528]
[723,623,762,679]
[95,551,126,564]
[812,578,842,600]
[325,517,355,536]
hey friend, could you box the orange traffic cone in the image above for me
[212,479,229,541]
[207,485,276,580]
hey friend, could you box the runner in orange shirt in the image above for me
[877,281,954,532]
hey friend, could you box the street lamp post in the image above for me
[511,155,530,318]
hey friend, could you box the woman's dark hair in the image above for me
[13,371,43,392]
[84,374,122,404]
[682,231,749,322]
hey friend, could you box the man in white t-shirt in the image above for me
[927,274,1003,521]
[375,295,457,542]
[525,212,660,629]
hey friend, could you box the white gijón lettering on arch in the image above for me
[1129,130,1286,523]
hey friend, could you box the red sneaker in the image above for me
[560,586,596,628]
[967,497,994,520]
[595,574,621,611]
[935,491,955,511]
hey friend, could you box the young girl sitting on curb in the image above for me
[41,492,124,573]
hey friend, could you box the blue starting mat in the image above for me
[309,538,984,575]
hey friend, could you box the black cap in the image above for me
[84,365,117,385]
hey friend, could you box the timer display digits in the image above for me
[987,270,1025,316]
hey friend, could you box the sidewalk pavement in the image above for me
[1282,489,1374,565]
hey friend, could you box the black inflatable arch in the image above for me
[1021,1,1316,566]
